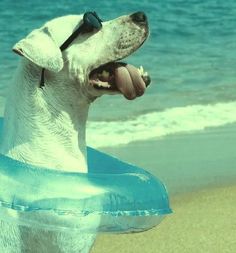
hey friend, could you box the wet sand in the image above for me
[100,123,236,195]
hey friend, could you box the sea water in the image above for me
[0,0,236,147]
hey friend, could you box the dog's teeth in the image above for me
[139,66,144,75]
[138,66,146,76]
[102,70,110,79]
[143,71,148,77]
[98,70,110,79]
[96,81,111,88]
[137,66,149,77]
[101,82,111,88]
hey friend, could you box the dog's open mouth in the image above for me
[89,62,151,100]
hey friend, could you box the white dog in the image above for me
[0,12,150,253]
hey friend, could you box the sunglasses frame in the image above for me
[60,12,102,51]
[40,12,103,87]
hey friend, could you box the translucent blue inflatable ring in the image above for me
[0,117,172,233]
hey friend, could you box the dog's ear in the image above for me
[13,27,63,72]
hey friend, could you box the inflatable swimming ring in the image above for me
[0,117,172,233]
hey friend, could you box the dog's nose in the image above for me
[130,12,147,25]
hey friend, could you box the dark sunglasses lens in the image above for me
[83,12,102,30]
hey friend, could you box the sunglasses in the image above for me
[40,11,103,87]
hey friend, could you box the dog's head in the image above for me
[13,12,151,101]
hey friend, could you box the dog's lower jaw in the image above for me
[0,60,90,173]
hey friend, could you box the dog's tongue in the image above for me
[115,64,147,100]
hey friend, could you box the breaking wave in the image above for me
[87,101,236,148]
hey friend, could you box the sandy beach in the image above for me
[91,185,236,253]
[91,124,236,253]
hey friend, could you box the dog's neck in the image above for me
[0,59,91,172]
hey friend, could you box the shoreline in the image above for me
[100,123,236,195]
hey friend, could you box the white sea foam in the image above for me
[87,101,236,148]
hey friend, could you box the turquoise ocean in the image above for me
[0,0,236,148]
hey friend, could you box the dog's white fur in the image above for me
[0,13,148,253]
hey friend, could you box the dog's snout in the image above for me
[130,12,147,25]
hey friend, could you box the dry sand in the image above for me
[91,184,236,253]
